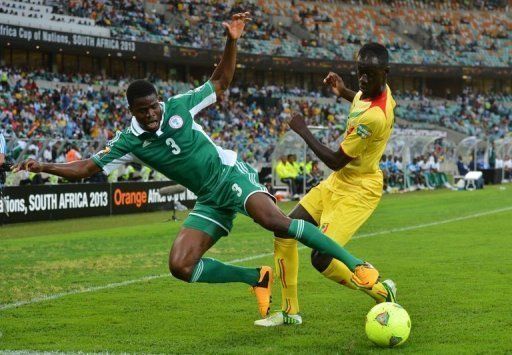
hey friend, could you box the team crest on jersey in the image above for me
[107,131,122,146]
[320,223,329,233]
[356,124,372,139]
[169,115,184,129]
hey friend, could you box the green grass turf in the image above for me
[1,186,512,353]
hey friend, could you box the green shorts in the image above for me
[183,160,275,241]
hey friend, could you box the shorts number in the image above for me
[165,138,181,155]
[232,183,242,197]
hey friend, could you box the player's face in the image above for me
[130,94,162,132]
[356,55,387,99]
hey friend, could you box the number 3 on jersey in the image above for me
[166,138,181,155]
[232,183,242,197]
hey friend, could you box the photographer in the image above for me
[0,130,9,186]
[0,130,11,221]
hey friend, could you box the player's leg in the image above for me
[272,182,322,315]
[254,203,317,326]
[225,160,373,318]
[278,204,318,315]
[170,203,273,317]
[169,227,259,284]
[309,193,396,303]
[245,192,378,288]
[311,251,395,303]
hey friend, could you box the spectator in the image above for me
[504,155,512,181]
[65,145,82,163]
[488,142,496,169]
[306,160,323,191]
[379,155,389,190]
[275,155,297,196]
[0,69,9,89]
[468,155,476,171]
[287,154,303,194]
[457,155,470,176]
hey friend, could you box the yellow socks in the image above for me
[321,259,388,303]
[363,282,389,303]
[321,258,358,290]
[274,238,389,316]
[274,237,299,314]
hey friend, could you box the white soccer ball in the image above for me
[365,302,411,347]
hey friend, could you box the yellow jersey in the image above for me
[276,161,297,179]
[325,85,395,199]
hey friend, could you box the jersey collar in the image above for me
[130,102,166,137]
[360,84,389,102]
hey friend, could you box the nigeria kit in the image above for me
[92,81,272,241]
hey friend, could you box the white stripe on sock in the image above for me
[190,259,204,283]
[295,220,304,240]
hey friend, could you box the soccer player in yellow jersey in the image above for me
[255,43,397,326]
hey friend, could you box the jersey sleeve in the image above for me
[341,108,385,159]
[91,131,134,174]
[169,80,216,118]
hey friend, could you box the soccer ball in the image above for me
[365,302,411,347]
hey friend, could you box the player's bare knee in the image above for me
[168,255,194,282]
[311,250,332,272]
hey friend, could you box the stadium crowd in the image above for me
[379,153,451,192]
[1,66,510,164]
[38,0,510,67]
[2,64,510,192]
[396,90,512,138]
[0,66,346,171]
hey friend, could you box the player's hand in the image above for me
[222,12,251,40]
[323,72,346,98]
[287,112,308,136]
[11,159,43,173]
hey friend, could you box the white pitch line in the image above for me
[1,206,511,312]
[0,351,72,355]
[352,205,512,240]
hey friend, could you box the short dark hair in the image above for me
[126,79,157,107]
[358,43,389,66]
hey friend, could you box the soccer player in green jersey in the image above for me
[14,12,380,320]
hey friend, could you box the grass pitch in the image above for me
[1,186,512,354]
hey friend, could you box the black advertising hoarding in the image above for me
[0,24,163,60]
[0,24,136,52]
[0,182,197,224]
[0,183,110,224]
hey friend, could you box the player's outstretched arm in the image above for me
[287,112,353,171]
[324,72,356,103]
[12,158,101,180]
[210,12,251,96]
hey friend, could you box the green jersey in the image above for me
[92,81,237,198]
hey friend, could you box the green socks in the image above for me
[188,219,363,285]
[190,257,260,285]
[288,219,363,271]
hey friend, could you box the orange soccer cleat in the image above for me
[351,262,380,289]
[251,266,273,317]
